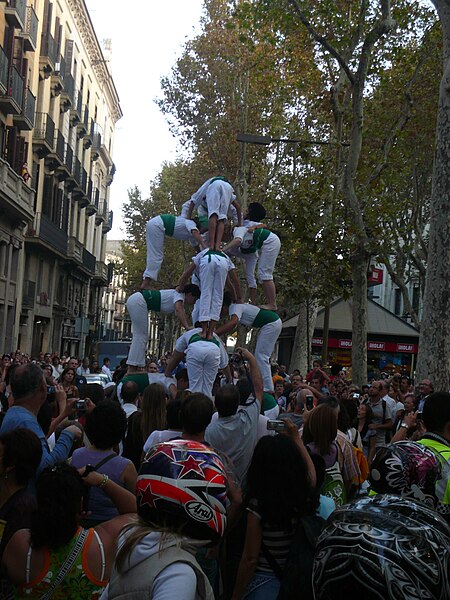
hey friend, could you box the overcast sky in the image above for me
[88,0,204,239]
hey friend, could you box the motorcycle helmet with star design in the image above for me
[313,494,450,600]
[369,440,441,507]
[136,439,228,541]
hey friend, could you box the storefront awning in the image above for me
[282,298,419,338]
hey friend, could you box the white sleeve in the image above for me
[229,304,244,321]
[233,226,247,241]
[243,253,257,288]
[190,179,212,208]
[227,256,235,272]
[184,218,198,233]
[175,333,189,353]
[151,562,198,600]
[173,292,185,304]
[143,430,160,454]
[180,200,192,218]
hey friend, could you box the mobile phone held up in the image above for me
[76,399,86,410]
[267,419,286,432]
[305,395,314,410]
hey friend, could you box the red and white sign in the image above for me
[311,338,418,353]
[339,339,353,348]
[368,341,386,351]
[368,267,384,285]
[396,343,415,353]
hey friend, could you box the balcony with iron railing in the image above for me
[83,247,96,274]
[5,0,27,30]
[78,104,89,138]
[86,179,96,215]
[39,31,56,77]
[33,112,55,157]
[51,55,65,95]
[93,261,108,285]
[91,124,103,160]
[0,155,35,222]
[73,157,82,190]
[60,71,74,111]
[103,210,113,233]
[13,86,35,130]
[78,168,89,207]
[0,66,24,115]
[47,129,65,170]
[84,118,94,149]
[0,46,8,95]
[19,6,39,52]
[70,89,82,125]
[26,212,68,256]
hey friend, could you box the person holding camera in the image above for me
[0,364,82,475]
[71,400,137,527]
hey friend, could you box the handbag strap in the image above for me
[39,528,89,600]
[260,540,284,580]
[93,453,117,471]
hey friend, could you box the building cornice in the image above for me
[66,0,123,123]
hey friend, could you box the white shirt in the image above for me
[229,303,260,327]
[191,248,235,281]
[159,289,186,313]
[143,429,182,454]
[175,328,229,369]
[102,365,112,380]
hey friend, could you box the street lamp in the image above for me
[236,133,349,146]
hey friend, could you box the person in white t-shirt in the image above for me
[101,358,112,380]
[126,286,200,369]
[141,214,205,289]
[164,327,231,398]
[143,396,184,454]
[177,248,241,339]
[216,293,282,392]
[223,202,281,310]
[205,348,264,485]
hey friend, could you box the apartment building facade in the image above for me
[0,0,121,357]
[102,240,131,342]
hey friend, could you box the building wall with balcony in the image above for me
[0,0,40,354]
[101,240,131,342]
[0,0,121,356]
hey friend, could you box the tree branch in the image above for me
[288,0,355,84]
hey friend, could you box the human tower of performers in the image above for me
[126,176,282,398]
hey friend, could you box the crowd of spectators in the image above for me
[0,348,448,599]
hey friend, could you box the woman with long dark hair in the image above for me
[2,464,136,598]
[232,424,317,599]
[58,367,79,399]
[122,383,167,470]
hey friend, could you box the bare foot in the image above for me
[260,304,278,311]
[140,278,154,290]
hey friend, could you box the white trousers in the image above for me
[143,216,165,281]
[126,292,149,366]
[186,341,221,398]
[255,319,282,391]
[205,180,233,221]
[257,233,281,281]
[198,255,228,322]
